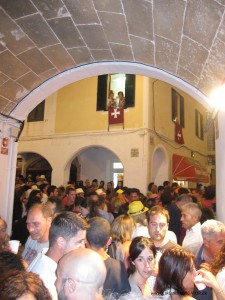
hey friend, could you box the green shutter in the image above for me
[195,109,198,137]
[172,89,177,122]
[125,74,135,107]
[180,95,184,128]
[96,75,108,111]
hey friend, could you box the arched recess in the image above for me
[65,146,124,186]
[151,145,169,186]
[11,62,211,121]
[18,152,52,183]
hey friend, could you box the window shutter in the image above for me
[195,109,198,137]
[27,100,45,122]
[200,113,204,140]
[180,95,184,128]
[172,89,177,122]
[96,75,108,111]
[125,74,135,107]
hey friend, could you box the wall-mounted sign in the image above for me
[131,148,139,158]
[1,137,9,155]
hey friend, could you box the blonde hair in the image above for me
[111,194,126,213]
[111,215,134,243]
[131,212,147,226]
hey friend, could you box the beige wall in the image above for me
[150,80,208,167]
[19,75,210,188]
[55,75,144,133]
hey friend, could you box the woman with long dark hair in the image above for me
[127,236,157,299]
[155,246,196,299]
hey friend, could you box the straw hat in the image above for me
[96,188,106,196]
[31,185,40,191]
[76,188,84,194]
[127,200,148,216]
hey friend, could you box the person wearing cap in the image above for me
[36,175,48,186]
[128,200,149,239]
[76,188,84,198]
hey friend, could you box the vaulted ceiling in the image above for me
[1,0,225,118]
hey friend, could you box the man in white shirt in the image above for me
[181,202,203,255]
[28,212,88,300]
[22,203,53,265]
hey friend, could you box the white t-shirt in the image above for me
[22,236,49,265]
[28,248,58,300]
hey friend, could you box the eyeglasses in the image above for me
[149,222,167,229]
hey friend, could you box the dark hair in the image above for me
[204,185,215,200]
[86,217,110,248]
[47,196,65,215]
[200,207,215,224]
[26,196,41,211]
[47,185,57,197]
[128,236,156,276]
[160,192,172,206]
[155,246,195,296]
[163,181,170,187]
[0,251,25,285]
[0,271,52,300]
[158,185,164,192]
[39,183,49,192]
[172,182,179,188]
[49,211,88,247]
[87,191,98,197]
[129,188,140,195]
[147,182,154,191]
[29,189,41,199]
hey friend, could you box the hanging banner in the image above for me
[1,137,9,155]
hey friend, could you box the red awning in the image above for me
[172,154,209,183]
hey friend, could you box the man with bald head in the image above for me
[55,248,106,300]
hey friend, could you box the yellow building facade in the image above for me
[18,75,212,193]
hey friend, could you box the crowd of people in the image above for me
[0,176,224,300]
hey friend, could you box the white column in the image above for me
[0,119,19,235]
[215,110,225,223]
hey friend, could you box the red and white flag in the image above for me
[108,108,124,125]
[175,121,184,144]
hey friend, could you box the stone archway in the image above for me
[151,145,169,186]
[65,146,124,187]
[19,152,52,183]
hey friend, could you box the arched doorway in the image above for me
[18,152,52,183]
[68,146,124,187]
[151,146,169,186]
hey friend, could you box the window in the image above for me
[195,109,204,140]
[172,89,184,127]
[27,100,45,122]
[96,74,135,110]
